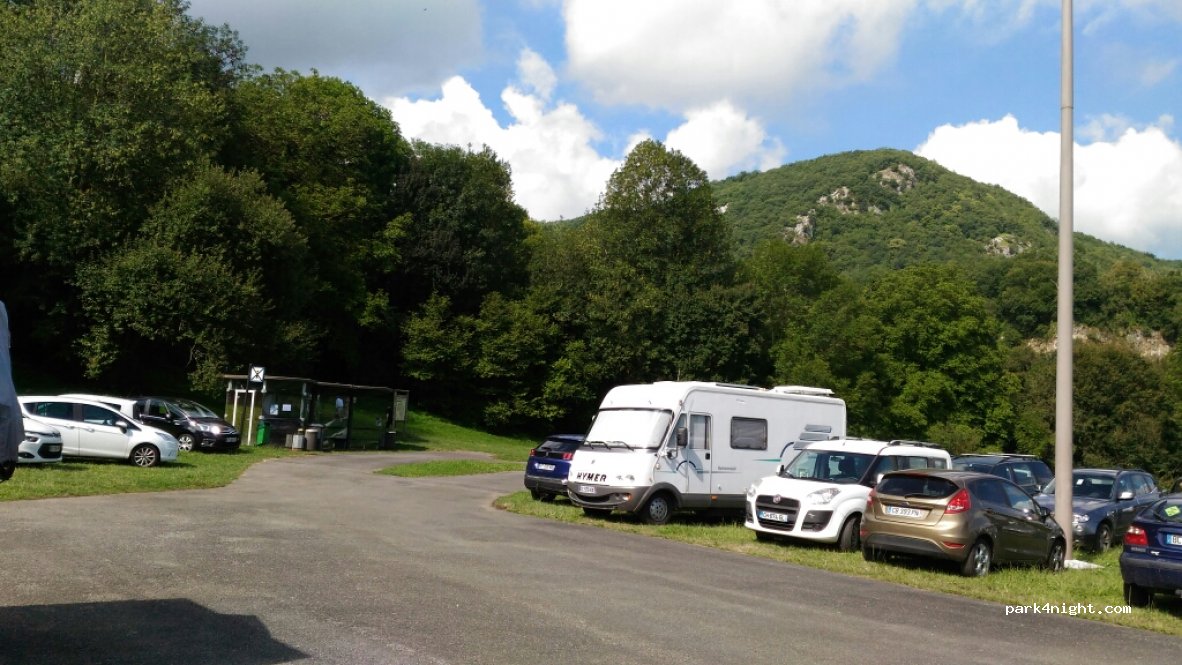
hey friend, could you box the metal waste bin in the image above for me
[292,428,306,450]
[305,425,322,451]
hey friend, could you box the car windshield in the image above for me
[172,399,218,418]
[1041,474,1114,500]
[782,450,874,484]
[584,409,672,450]
[952,458,995,473]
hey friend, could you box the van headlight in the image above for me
[805,488,841,505]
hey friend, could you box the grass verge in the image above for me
[495,490,1182,637]
[1,445,294,501]
[378,459,523,478]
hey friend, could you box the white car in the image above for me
[745,438,951,551]
[19,416,63,464]
[19,395,179,467]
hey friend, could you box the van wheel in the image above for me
[755,530,775,543]
[131,444,161,468]
[177,433,196,452]
[642,493,673,525]
[837,514,861,552]
[960,539,992,577]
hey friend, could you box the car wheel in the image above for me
[582,507,610,518]
[529,488,543,501]
[131,444,160,468]
[862,545,881,562]
[960,539,992,577]
[177,433,196,452]
[1093,523,1114,553]
[1124,582,1152,607]
[642,493,673,525]
[1044,539,1065,572]
[539,492,556,503]
[837,514,861,552]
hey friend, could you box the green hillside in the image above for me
[712,149,1177,277]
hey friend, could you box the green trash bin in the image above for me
[256,419,269,446]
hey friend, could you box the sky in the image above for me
[186,0,1182,260]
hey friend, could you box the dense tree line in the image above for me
[1,0,1178,482]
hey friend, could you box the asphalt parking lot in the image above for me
[1,452,1178,665]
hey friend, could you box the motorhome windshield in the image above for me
[781,449,874,485]
[585,409,673,450]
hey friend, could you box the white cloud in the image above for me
[385,52,620,221]
[916,115,1182,259]
[563,0,917,110]
[187,0,482,94]
[664,101,786,178]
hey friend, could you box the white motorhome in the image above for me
[566,382,846,524]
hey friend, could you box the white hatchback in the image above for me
[745,438,951,551]
[19,396,179,467]
[19,416,63,463]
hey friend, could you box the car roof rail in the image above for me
[888,439,945,450]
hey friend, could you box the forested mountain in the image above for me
[713,149,1177,276]
[1,1,1178,482]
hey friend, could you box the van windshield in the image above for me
[585,409,673,450]
[782,450,874,484]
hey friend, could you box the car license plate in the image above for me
[225,436,239,443]
[1166,534,1182,546]
[885,506,924,518]
[535,463,555,471]
[758,510,789,523]
[578,485,597,495]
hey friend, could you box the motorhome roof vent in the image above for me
[770,386,835,396]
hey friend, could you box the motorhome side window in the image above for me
[689,414,710,449]
[730,417,767,450]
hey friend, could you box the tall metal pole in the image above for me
[1054,0,1075,558]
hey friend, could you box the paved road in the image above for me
[0,452,1177,664]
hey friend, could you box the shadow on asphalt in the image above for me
[0,599,305,665]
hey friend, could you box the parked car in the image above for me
[951,454,1053,495]
[1120,494,1182,607]
[19,416,62,464]
[19,395,179,467]
[745,439,951,551]
[133,396,240,452]
[1034,468,1160,551]
[524,434,585,501]
[862,469,1066,577]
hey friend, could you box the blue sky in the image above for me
[187,0,1182,259]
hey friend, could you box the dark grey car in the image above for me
[1034,469,1160,551]
[135,396,240,452]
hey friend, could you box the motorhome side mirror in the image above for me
[676,427,688,448]
[777,464,786,476]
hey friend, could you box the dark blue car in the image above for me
[524,434,585,501]
[1120,495,1182,607]
[1034,469,1160,551]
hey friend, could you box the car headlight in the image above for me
[1072,513,1089,526]
[25,433,42,443]
[747,483,758,499]
[805,487,841,505]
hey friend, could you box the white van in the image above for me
[744,438,950,551]
[566,382,847,524]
